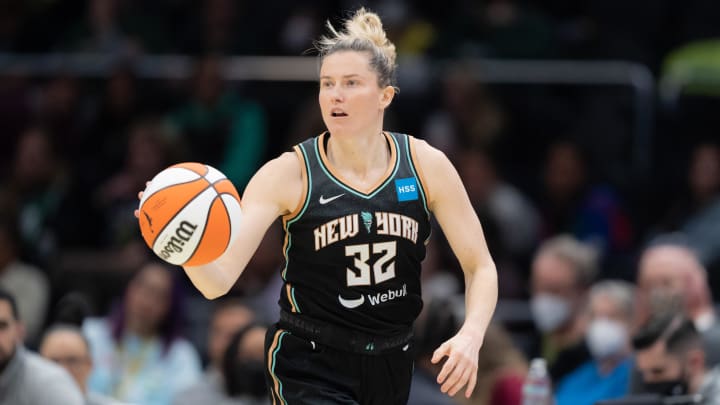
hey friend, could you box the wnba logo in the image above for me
[159,221,198,259]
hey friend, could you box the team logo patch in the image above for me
[361,211,373,233]
[395,177,418,202]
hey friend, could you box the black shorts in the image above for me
[264,324,415,405]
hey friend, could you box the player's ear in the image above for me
[379,85,395,109]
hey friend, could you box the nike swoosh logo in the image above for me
[338,294,364,309]
[319,193,344,204]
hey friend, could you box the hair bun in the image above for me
[345,8,396,67]
[315,8,398,88]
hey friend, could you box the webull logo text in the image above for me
[160,221,198,259]
[367,284,407,306]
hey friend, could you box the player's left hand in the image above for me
[431,328,482,398]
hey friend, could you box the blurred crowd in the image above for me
[1,0,720,404]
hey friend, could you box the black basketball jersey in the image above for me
[279,132,432,337]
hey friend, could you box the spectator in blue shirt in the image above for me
[555,280,635,405]
[83,262,202,405]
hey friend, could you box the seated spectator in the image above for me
[174,299,255,405]
[660,143,720,233]
[0,216,48,344]
[636,241,720,366]
[40,324,129,405]
[678,143,720,268]
[83,262,202,405]
[2,126,71,265]
[538,141,633,258]
[0,288,84,404]
[555,280,635,405]
[456,148,540,260]
[528,234,596,383]
[221,323,269,404]
[634,312,720,403]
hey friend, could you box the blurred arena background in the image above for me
[1,0,720,404]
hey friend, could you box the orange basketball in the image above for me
[138,163,242,266]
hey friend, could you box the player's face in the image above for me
[318,51,393,136]
[0,301,19,371]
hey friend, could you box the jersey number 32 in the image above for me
[344,241,397,286]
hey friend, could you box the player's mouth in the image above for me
[331,109,348,117]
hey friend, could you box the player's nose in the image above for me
[329,87,344,103]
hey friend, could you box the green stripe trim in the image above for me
[280,144,311,314]
[314,133,400,199]
[271,331,290,405]
[290,287,299,312]
[404,135,430,218]
[404,135,432,245]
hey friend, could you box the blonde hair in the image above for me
[315,8,397,88]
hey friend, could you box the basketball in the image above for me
[138,162,242,266]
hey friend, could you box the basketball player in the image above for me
[138,8,497,404]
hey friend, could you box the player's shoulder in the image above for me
[407,136,450,169]
[406,137,457,209]
[256,150,303,181]
[243,150,304,215]
[274,150,303,170]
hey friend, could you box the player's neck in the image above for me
[326,129,389,176]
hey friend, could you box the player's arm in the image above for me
[412,138,498,398]
[181,151,302,299]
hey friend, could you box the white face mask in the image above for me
[531,294,572,333]
[586,318,628,360]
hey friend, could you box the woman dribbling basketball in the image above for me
[138,8,497,404]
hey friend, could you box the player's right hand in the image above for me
[133,182,150,218]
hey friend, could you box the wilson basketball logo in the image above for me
[158,221,198,260]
